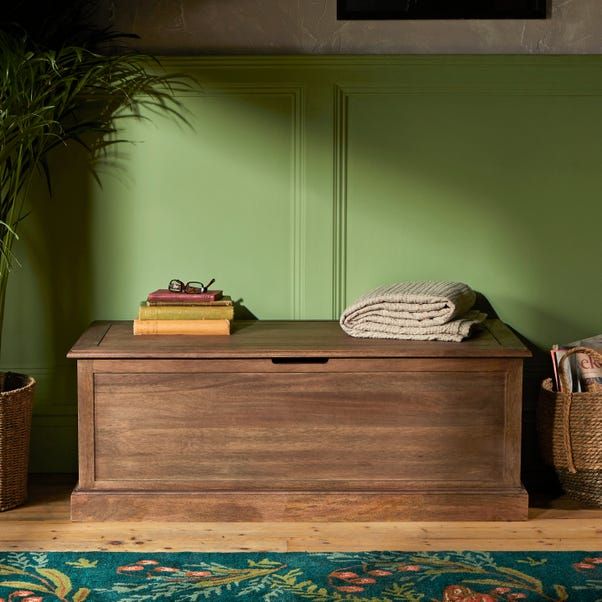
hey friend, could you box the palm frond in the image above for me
[0,12,194,346]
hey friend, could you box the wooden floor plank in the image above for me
[0,477,600,552]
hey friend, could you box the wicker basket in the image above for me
[0,372,35,511]
[538,347,602,507]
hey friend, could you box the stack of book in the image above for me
[133,288,233,335]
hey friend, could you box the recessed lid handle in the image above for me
[271,357,329,365]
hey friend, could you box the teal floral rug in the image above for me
[0,551,600,601]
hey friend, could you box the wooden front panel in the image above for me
[93,367,507,487]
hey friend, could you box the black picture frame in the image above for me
[337,0,547,19]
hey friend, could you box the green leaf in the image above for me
[462,578,521,588]
[254,559,282,567]
[0,564,28,576]
[0,580,51,593]
[497,566,543,592]
[36,567,72,597]
[65,558,98,569]
[0,221,18,238]
[517,556,547,567]
[73,586,91,601]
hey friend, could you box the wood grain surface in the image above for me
[93,370,506,483]
[70,489,528,522]
[68,320,530,359]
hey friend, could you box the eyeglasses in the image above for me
[168,278,215,294]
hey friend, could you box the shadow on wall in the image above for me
[33,145,95,366]
[233,300,258,320]
[2,143,95,472]
[475,294,560,493]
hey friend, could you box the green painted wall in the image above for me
[2,56,601,472]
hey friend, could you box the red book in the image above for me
[147,289,223,304]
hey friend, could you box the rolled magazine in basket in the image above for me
[552,344,602,392]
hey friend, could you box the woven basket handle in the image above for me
[557,346,602,473]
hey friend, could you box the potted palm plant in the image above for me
[0,3,188,510]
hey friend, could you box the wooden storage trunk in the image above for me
[68,319,530,521]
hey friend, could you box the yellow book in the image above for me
[138,302,234,321]
[133,319,231,335]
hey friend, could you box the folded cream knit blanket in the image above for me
[340,281,487,342]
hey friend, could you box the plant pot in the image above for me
[0,372,35,511]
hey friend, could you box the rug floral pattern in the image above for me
[0,552,600,601]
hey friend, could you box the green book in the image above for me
[138,302,234,321]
